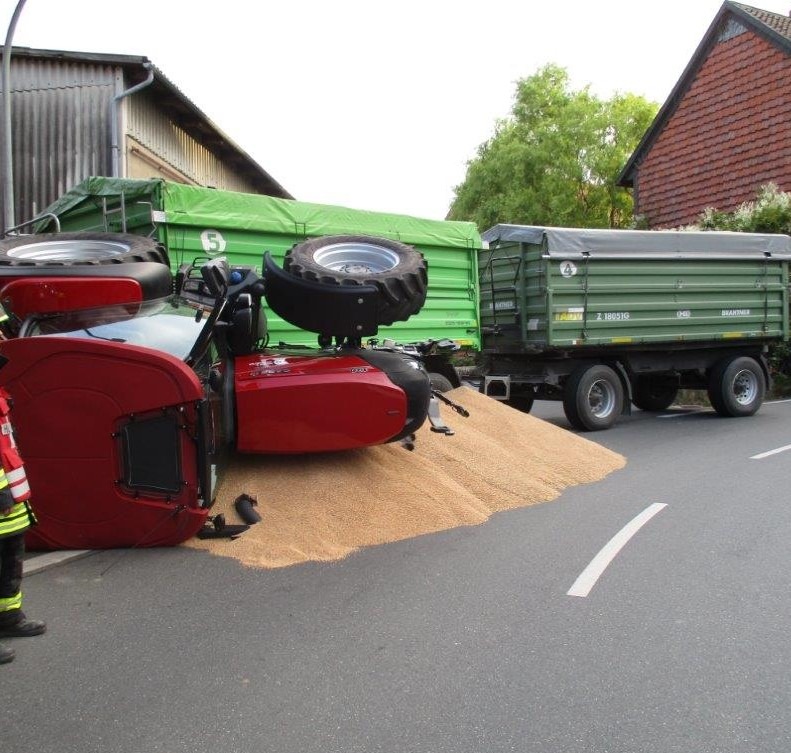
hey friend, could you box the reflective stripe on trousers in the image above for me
[0,500,31,538]
[0,590,21,613]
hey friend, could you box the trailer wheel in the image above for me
[707,355,765,417]
[429,372,454,393]
[284,235,427,325]
[563,364,623,431]
[631,376,678,412]
[0,232,169,267]
[505,395,534,413]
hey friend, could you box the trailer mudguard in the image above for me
[0,337,209,550]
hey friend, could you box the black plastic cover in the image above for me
[262,253,380,338]
[356,348,432,440]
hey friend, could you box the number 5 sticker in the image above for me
[200,229,227,255]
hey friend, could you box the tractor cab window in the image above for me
[23,296,211,362]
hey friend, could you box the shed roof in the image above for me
[5,45,293,200]
[617,2,791,187]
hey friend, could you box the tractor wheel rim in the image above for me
[313,241,399,275]
[7,239,132,262]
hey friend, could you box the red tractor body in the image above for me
[0,337,208,549]
[234,353,407,454]
[0,233,433,550]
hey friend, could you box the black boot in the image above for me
[0,643,14,663]
[0,612,46,638]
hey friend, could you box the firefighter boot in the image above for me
[0,611,46,638]
[0,643,14,664]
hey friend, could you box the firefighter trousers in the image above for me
[0,532,24,624]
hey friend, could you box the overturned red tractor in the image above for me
[0,232,437,550]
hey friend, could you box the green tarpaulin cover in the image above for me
[43,178,480,249]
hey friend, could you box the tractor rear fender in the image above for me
[0,262,173,321]
[263,252,380,340]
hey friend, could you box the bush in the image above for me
[695,184,791,391]
[696,183,791,234]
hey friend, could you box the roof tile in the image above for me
[732,2,791,39]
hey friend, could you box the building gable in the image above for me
[619,2,791,228]
[0,46,292,233]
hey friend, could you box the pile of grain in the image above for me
[185,389,625,568]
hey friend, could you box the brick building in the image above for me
[618,2,791,229]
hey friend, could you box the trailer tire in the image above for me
[0,232,169,267]
[563,363,623,431]
[707,355,765,417]
[284,235,427,325]
[429,372,454,393]
[631,377,678,412]
[505,395,534,413]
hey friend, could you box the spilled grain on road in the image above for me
[185,388,625,568]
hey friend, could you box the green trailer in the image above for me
[479,224,791,430]
[38,177,481,387]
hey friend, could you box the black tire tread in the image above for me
[563,363,623,431]
[0,232,169,267]
[505,395,534,413]
[631,376,678,412]
[284,234,427,326]
[707,355,765,418]
[428,373,454,393]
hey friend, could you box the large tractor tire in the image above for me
[707,355,765,417]
[0,232,169,267]
[283,235,428,326]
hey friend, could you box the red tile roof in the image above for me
[619,2,791,188]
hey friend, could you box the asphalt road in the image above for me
[6,398,791,753]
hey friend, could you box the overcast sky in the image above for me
[8,0,791,219]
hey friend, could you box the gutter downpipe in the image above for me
[2,0,27,233]
[110,61,154,177]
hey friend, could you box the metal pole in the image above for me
[2,0,27,232]
[110,62,153,177]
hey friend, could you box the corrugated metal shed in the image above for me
[0,46,292,234]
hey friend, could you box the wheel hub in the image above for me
[588,379,616,418]
[313,241,399,274]
[7,239,132,262]
[732,369,758,405]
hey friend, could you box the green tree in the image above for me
[448,64,657,230]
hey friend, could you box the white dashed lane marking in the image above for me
[567,503,668,598]
[750,444,791,460]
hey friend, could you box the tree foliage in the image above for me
[448,64,657,230]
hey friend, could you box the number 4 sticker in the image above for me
[560,261,578,278]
